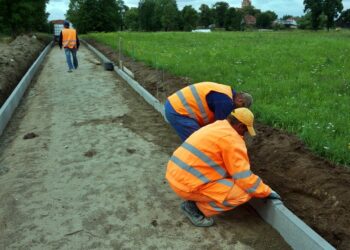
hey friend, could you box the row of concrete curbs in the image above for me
[83,40,335,250]
[0,42,53,136]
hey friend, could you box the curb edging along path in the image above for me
[0,42,53,136]
[84,40,335,250]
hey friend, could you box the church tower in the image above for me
[242,0,252,8]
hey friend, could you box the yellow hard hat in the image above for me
[231,107,256,136]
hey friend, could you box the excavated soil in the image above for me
[0,35,47,107]
[87,40,350,249]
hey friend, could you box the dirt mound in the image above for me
[87,40,350,249]
[0,35,46,107]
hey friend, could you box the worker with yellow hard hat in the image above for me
[166,107,281,227]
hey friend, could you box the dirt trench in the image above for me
[0,45,290,249]
[0,35,47,107]
[86,40,350,250]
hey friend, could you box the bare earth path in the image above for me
[0,46,289,249]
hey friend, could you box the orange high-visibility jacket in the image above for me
[166,120,271,202]
[167,82,233,126]
[62,28,77,49]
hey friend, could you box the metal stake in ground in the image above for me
[119,37,122,68]
[155,55,159,99]
[162,68,166,100]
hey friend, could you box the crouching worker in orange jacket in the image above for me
[164,82,253,141]
[165,107,281,227]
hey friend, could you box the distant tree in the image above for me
[336,9,350,27]
[138,0,157,31]
[181,5,198,31]
[323,0,343,30]
[116,0,129,30]
[256,11,277,29]
[154,0,179,31]
[98,0,122,31]
[66,0,123,33]
[177,13,185,30]
[224,7,244,31]
[65,0,81,27]
[224,7,236,30]
[213,2,229,28]
[298,12,313,29]
[69,0,95,33]
[198,4,213,28]
[0,0,49,36]
[303,0,323,30]
[125,7,139,30]
[265,11,278,21]
[232,9,244,30]
[282,15,293,20]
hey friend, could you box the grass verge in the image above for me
[84,31,350,166]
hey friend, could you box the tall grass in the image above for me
[84,31,350,166]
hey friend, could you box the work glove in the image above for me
[268,190,281,200]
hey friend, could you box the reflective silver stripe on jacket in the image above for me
[170,155,210,184]
[246,178,262,194]
[63,39,77,47]
[189,85,209,124]
[232,170,252,180]
[182,142,227,177]
[223,200,237,208]
[176,90,197,120]
[209,201,225,211]
[217,179,233,187]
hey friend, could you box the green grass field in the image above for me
[84,31,350,166]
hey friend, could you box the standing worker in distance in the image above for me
[166,108,281,227]
[164,82,253,141]
[59,20,79,73]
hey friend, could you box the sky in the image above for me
[47,0,350,21]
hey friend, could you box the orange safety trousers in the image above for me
[169,179,251,217]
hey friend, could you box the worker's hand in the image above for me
[268,190,281,200]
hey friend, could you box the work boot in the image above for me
[180,201,214,227]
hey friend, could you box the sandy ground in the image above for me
[0,46,290,249]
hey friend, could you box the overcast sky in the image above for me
[47,0,350,20]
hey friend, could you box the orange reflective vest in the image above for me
[167,82,233,126]
[62,28,77,48]
[166,120,271,202]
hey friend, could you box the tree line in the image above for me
[1,0,350,36]
[66,0,279,33]
[0,0,49,36]
[66,0,350,33]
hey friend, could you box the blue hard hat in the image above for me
[63,20,70,27]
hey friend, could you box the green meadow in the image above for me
[84,31,350,166]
